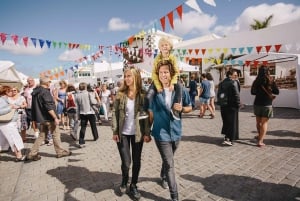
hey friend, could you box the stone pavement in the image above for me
[0,106,300,201]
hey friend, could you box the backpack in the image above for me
[66,93,76,113]
[216,81,229,106]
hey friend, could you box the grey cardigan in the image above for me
[111,91,150,143]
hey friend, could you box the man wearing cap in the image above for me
[27,76,72,160]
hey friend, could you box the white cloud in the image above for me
[172,11,217,37]
[214,3,300,36]
[58,49,84,61]
[0,40,47,55]
[108,17,131,31]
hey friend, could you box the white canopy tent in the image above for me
[0,60,24,90]
[174,19,300,108]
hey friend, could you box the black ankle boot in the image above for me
[171,193,179,201]
[129,183,141,200]
[120,177,128,194]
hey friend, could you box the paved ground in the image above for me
[1,106,300,201]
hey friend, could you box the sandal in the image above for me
[15,155,26,162]
[47,140,53,146]
[257,143,266,147]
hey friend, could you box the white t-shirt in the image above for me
[164,88,172,110]
[101,90,111,104]
[122,98,135,135]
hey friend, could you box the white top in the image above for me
[122,98,135,135]
[101,90,111,104]
[164,88,172,110]
[209,80,215,97]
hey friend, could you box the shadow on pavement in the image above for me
[47,165,171,201]
[181,174,300,201]
[181,135,221,145]
[267,130,300,138]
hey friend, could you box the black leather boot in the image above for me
[171,193,179,201]
[129,183,141,200]
[120,176,128,194]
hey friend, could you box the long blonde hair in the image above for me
[118,67,142,97]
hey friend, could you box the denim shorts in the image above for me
[199,97,210,104]
[254,105,273,118]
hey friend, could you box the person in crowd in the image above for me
[8,87,28,142]
[251,65,279,147]
[112,66,151,200]
[206,72,216,116]
[23,77,39,139]
[188,74,198,110]
[54,80,69,130]
[148,59,192,201]
[76,82,99,148]
[65,84,79,140]
[100,83,111,122]
[217,69,240,146]
[27,77,72,160]
[87,84,102,125]
[0,86,26,161]
[198,73,214,118]
[144,37,182,120]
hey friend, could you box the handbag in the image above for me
[0,109,16,123]
[99,105,105,115]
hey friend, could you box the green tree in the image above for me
[250,14,273,30]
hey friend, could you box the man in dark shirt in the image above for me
[27,76,72,161]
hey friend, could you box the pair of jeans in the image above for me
[117,134,144,185]
[28,121,68,156]
[79,114,98,144]
[155,140,179,196]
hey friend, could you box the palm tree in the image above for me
[250,14,273,30]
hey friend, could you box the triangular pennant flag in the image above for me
[256,46,262,54]
[31,38,37,47]
[223,60,228,65]
[167,11,174,29]
[58,42,62,48]
[64,42,68,49]
[238,60,244,66]
[223,48,228,54]
[182,49,187,55]
[265,45,272,53]
[52,41,57,48]
[203,0,216,7]
[201,49,206,55]
[176,5,183,20]
[46,40,51,48]
[207,48,213,55]
[188,49,193,55]
[285,44,292,52]
[231,48,237,54]
[185,0,202,13]
[216,48,221,53]
[23,37,28,47]
[39,39,45,48]
[195,49,200,55]
[262,61,268,65]
[274,44,281,52]
[0,33,7,45]
[238,47,244,54]
[160,17,166,32]
[11,35,18,44]
[245,61,251,66]
[216,59,222,65]
[247,47,253,54]
[253,60,259,67]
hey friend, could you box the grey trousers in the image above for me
[155,140,179,196]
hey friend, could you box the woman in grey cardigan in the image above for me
[112,67,151,200]
[0,85,25,161]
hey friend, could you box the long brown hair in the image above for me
[0,85,12,96]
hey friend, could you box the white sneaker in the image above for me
[224,140,233,146]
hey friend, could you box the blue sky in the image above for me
[0,0,300,77]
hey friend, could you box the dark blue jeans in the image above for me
[155,140,179,196]
[117,134,144,185]
[79,114,99,144]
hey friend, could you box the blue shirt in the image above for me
[149,88,191,142]
[200,80,211,98]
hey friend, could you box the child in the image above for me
[141,37,182,120]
